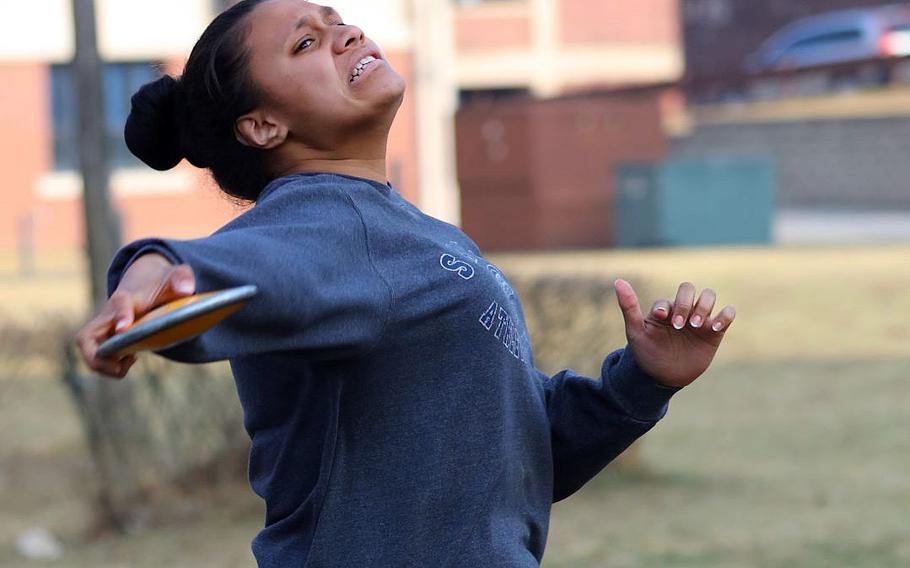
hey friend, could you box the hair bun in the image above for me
[124,75,185,171]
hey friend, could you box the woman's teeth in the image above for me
[350,56,377,83]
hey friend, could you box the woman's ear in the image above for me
[234,111,288,149]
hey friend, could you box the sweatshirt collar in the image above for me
[257,172,393,204]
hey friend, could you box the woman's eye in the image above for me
[294,38,314,53]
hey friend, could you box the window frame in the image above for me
[49,60,163,172]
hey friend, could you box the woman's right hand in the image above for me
[74,253,196,379]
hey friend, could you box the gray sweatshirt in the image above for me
[107,172,678,567]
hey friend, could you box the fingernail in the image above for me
[175,280,194,295]
[690,315,703,328]
[115,319,129,332]
[713,321,724,332]
[673,316,685,330]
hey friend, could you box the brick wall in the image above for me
[671,116,910,209]
[455,13,532,52]
[456,91,668,251]
[561,0,679,45]
[0,64,47,249]
[2,49,419,252]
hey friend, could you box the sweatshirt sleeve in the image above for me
[539,347,679,502]
[105,192,392,363]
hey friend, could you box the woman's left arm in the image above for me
[544,279,736,501]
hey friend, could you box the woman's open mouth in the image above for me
[350,55,380,84]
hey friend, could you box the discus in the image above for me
[96,285,258,359]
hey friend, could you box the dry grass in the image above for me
[0,249,88,324]
[544,355,910,568]
[492,243,910,362]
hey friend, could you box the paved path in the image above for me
[775,209,910,244]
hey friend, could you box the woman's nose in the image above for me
[334,24,365,53]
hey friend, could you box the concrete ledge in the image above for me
[35,168,194,201]
[775,209,910,244]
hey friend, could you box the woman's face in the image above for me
[242,0,406,150]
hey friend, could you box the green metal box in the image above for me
[615,157,775,247]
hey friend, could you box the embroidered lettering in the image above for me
[440,254,475,280]
[479,301,498,330]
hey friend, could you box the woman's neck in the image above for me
[271,132,390,185]
[274,157,387,185]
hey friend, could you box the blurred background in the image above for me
[0,0,908,566]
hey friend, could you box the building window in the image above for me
[683,0,732,27]
[454,0,522,5]
[50,62,162,171]
[459,88,530,107]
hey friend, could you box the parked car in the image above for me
[746,4,910,73]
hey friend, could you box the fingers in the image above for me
[707,305,737,333]
[108,263,196,333]
[108,290,137,332]
[153,264,196,306]
[613,279,644,333]
[111,354,138,379]
[71,253,192,381]
[670,282,696,330]
[117,254,194,314]
[646,283,733,336]
[90,353,137,379]
[648,299,672,322]
[75,291,144,379]
[130,264,196,314]
[74,314,138,379]
[689,288,717,329]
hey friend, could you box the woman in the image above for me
[75,1,736,566]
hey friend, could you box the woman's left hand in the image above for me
[614,279,736,389]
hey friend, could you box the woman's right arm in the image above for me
[74,252,196,378]
[88,194,392,369]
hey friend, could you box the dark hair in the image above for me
[125,0,272,202]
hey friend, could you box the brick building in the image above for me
[0,0,457,252]
[455,0,682,96]
[453,0,683,250]
[0,0,683,252]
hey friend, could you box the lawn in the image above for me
[0,244,908,567]
[545,356,910,568]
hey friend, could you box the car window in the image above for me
[789,29,863,50]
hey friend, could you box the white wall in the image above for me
[97,0,211,61]
[328,0,414,51]
[0,0,417,63]
[0,0,73,61]
[0,0,211,62]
